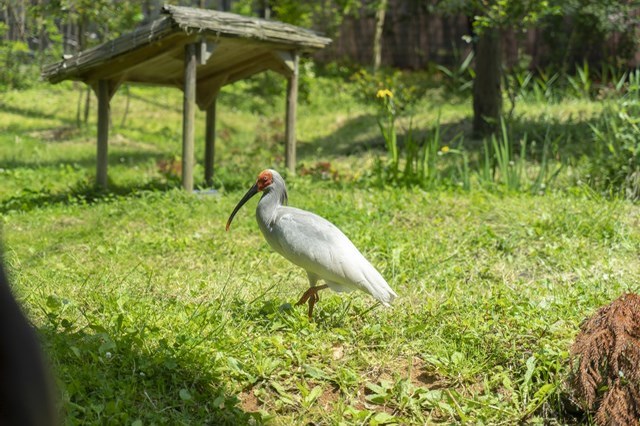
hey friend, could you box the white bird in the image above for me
[226,169,397,318]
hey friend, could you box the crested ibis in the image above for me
[226,169,397,318]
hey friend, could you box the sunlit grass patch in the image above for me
[1,76,639,423]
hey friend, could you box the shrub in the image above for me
[588,99,640,199]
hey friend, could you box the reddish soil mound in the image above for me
[570,293,640,425]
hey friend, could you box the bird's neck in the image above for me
[256,188,287,228]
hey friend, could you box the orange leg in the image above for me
[296,285,328,319]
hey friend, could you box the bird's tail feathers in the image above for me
[373,286,397,307]
[325,268,397,306]
[362,269,397,307]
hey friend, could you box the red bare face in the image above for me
[256,170,273,191]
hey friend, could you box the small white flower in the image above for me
[105,352,112,359]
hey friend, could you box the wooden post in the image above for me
[182,43,197,192]
[204,98,216,186]
[284,52,299,174]
[96,79,110,188]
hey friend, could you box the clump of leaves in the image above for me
[570,293,640,425]
[588,99,640,200]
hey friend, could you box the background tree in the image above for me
[372,0,388,73]
[438,0,560,136]
[439,0,640,137]
[538,0,640,73]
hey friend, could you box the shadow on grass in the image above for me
[0,177,181,215]
[124,90,183,114]
[228,293,377,333]
[299,109,603,163]
[0,146,170,171]
[39,325,259,424]
[0,103,78,126]
[298,113,383,158]
[2,97,607,209]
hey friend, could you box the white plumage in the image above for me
[226,169,397,318]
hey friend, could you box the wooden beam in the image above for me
[197,39,218,65]
[269,50,295,77]
[182,43,197,192]
[96,80,110,188]
[285,52,299,174]
[198,52,272,84]
[196,73,227,111]
[194,52,272,108]
[225,62,270,86]
[204,99,216,186]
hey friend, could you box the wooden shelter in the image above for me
[41,5,331,190]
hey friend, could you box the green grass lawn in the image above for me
[1,76,639,424]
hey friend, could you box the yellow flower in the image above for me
[376,89,394,99]
[440,146,450,153]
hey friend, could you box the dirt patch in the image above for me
[54,217,84,228]
[238,389,261,413]
[157,157,182,178]
[409,356,448,389]
[29,127,79,142]
[318,384,341,410]
[331,344,344,360]
[351,356,447,411]
[353,355,451,394]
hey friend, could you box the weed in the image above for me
[566,61,592,99]
[491,119,527,191]
[587,99,640,199]
[532,69,561,103]
[376,88,399,181]
[436,50,475,98]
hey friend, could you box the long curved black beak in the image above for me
[226,182,259,231]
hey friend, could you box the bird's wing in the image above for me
[265,207,397,305]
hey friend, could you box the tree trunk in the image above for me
[38,17,46,66]
[472,28,502,137]
[373,0,388,73]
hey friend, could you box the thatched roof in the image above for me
[167,5,331,48]
[41,5,331,94]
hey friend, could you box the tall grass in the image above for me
[375,103,564,194]
[588,101,640,199]
[491,120,527,191]
[375,107,450,189]
[566,61,592,99]
[379,63,640,199]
